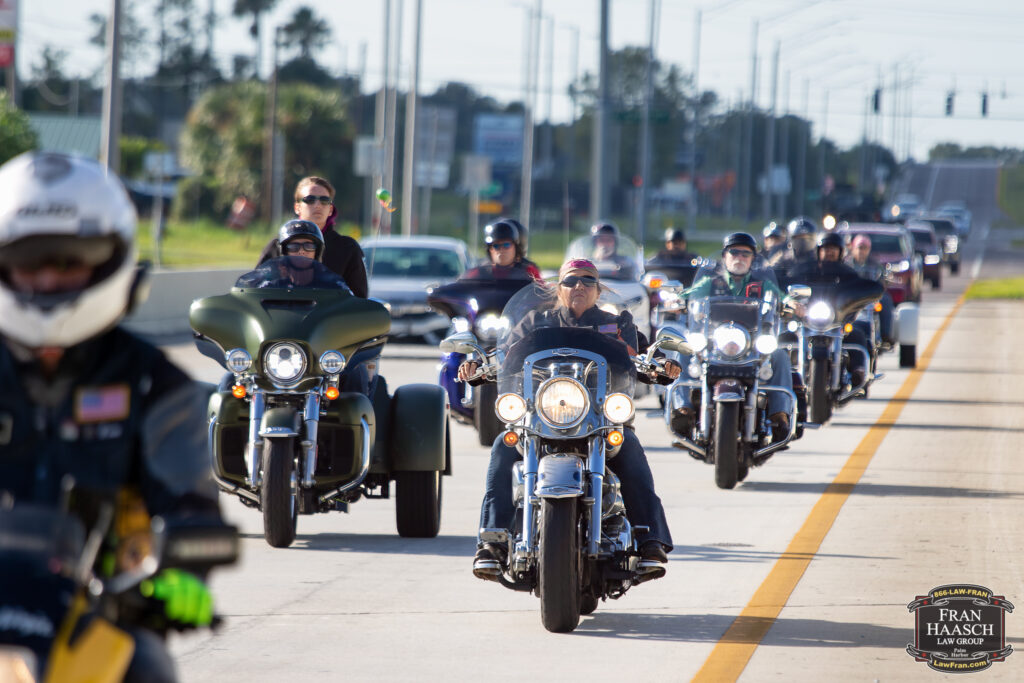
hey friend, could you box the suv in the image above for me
[838,223,923,304]
[905,223,942,289]
[907,217,960,274]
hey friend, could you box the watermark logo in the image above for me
[907,584,1013,673]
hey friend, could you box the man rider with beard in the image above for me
[0,152,227,683]
[761,221,789,267]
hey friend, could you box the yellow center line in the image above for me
[693,293,967,682]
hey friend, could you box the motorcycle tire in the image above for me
[579,593,600,616]
[713,402,740,490]
[899,344,917,369]
[538,497,581,633]
[474,382,503,447]
[808,358,832,425]
[395,471,443,538]
[262,438,297,548]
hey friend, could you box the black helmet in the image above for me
[762,222,786,239]
[278,219,324,260]
[664,227,686,243]
[817,231,845,252]
[483,219,520,252]
[787,216,818,238]
[722,232,758,252]
[503,217,529,256]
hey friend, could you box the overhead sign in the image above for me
[473,113,523,167]
[0,0,17,69]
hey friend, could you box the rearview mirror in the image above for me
[439,331,483,355]
[653,325,692,354]
[787,285,811,299]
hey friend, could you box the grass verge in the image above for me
[964,277,1024,300]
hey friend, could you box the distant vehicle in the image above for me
[822,183,882,229]
[362,236,471,342]
[886,193,923,223]
[905,223,943,289]
[837,223,923,304]
[907,217,960,274]
[935,200,972,236]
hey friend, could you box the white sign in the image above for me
[462,155,492,192]
[0,0,17,68]
[414,160,450,189]
[473,113,523,166]
[354,136,384,177]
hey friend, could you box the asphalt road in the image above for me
[160,166,1024,681]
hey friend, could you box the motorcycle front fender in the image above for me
[259,407,300,437]
[536,454,585,499]
[713,378,746,403]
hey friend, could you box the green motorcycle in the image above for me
[190,256,449,547]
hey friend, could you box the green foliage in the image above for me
[119,136,167,179]
[998,164,1024,226]
[964,277,1024,300]
[0,93,38,164]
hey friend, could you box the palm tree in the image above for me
[232,0,279,78]
[281,7,332,61]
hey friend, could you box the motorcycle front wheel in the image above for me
[538,498,581,633]
[474,382,503,447]
[262,438,297,548]
[808,357,832,425]
[713,402,740,490]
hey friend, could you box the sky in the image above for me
[15,0,1024,161]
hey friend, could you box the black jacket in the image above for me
[259,228,368,298]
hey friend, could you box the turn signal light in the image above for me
[606,430,624,447]
[502,431,519,447]
[843,323,853,333]
[648,277,664,289]
[231,385,246,399]
[874,302,883,312]
[325,386,340,400]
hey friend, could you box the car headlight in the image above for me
[807,301,834,324]
[603,393,634,423]
[686,331,708,352]
[891,259,910,272]
[475,313,509,341]
[712,324,750,358]
[924,254,941,265]
[495,393,527,423]
[225,348,252,373]
[536,377,589,427]
[319,350,346,375]
[264,342,307,385]
[754,334,778,354]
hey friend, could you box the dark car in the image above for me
[838,223,923,304]
[907,217,960,274]
[905,224,942,290]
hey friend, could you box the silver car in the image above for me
[362,236,471,342]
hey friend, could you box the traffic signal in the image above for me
[945,92,954,116]
[872,88,881,113]
[981,93,989,117]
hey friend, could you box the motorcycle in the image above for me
[428,265,535,446]
[0,488,238,682]
[191,256,450,548]
[660,260,798,489]
[442,283,668,633]
[786,276,884,425]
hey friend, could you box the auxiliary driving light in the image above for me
[606,430,624,447]
[231,385,246,399]
[325,386,340,400]
[502,431,519,447]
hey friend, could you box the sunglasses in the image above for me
[559,275,598,288]
[725,248,755,258]
[299,195,332,205]
[489,241,515,251]
[284,241,317,254]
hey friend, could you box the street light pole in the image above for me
[590,0,609,221]
[100,0,123,172]
[687,6,700,235]
[761,40,779,220]
[400,0,422,236]
[636,0,657,249]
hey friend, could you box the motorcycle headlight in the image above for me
[712,324,750,358]
[603,393,634,423]
[807,301,834,324]
[451,316,470,334]
[754,334,778,354]
[687,331,708,353]
[475,313,509,341]
[536,377,589,427]
[225,348,252,373]
[495,393,527,423]
[822,214,836,230]
[264,342,307,385]
[318,350,346,375]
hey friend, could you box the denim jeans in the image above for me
[478,429,673,550]
[673,348,794,416]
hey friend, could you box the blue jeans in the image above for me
[674,348,794,416]
[478,429,673,550]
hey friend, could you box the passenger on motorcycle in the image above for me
[459,259,679,578]
[761,221,788,267]
[0,152,225,683]
[648,227,699,266]
[589,222,639,280]
[845,234,896,345]
[774,216,819,283]
[673,232,802,441]
[787,232,873,387]
[469,218,542,281]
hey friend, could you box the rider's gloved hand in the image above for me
[140,569,213,627]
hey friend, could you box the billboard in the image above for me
[473,113,523,167]
[0,0,16,69]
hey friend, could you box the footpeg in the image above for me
[472,560,502,582]
[635,561,667,583]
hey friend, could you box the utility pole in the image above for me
[401,0,422,236]
[741,20,758,220]
[100,0,123,172]
[590,0,610,221]
[383,0,403,235]
[262,27,281,223]
[636,0,657,249]
[372,0,390,235]
[519,1,541,230]
[761,40,779,220]
[687,6,700,235]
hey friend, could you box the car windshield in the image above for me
[235,257,351,291]
[913,219,955,236]
[363,246,463,278]
[849,233,903,254]
[909,229,936,246]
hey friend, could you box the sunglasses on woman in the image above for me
[300,195,332,205]
[284,241,317,254]
[560,275,598,288]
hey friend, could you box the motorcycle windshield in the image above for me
[426,264,535,320]
[792,274,885,322]
[235,256,351,292]
[565,234,643,281]
[690,255,780,292]
[496,281,637,398]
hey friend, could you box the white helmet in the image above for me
[0,152,143,348]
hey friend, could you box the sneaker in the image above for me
[472,543,506,581]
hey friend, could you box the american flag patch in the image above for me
[598,323,618,334]
[74,385,131,424]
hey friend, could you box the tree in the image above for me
[0,92,38,164]
[281,6,331,61]
[232,0,280,79]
